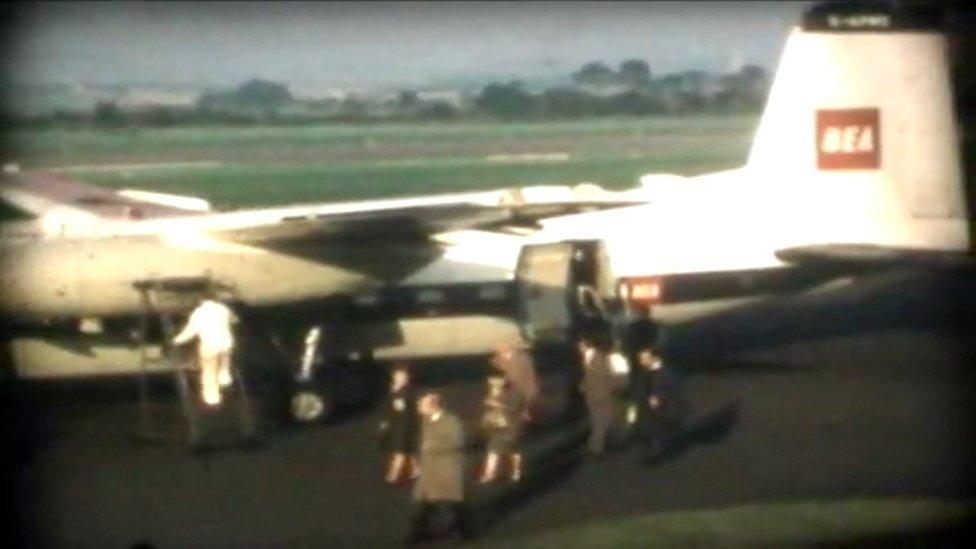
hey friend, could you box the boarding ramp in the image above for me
[132,277,258,449]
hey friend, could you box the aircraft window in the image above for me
[353,293,379,306]
[416,289,444,304]
[478,285,507,300]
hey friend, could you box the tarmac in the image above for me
[4,267,976,547]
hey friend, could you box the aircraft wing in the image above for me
[0,170,210,220]
[1,171,641,243]
[775,244,975,269]
[190,185,643,244]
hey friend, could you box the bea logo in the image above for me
[816,108,880,170]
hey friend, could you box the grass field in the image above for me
[479,498,974,548]
[3,115,758,207]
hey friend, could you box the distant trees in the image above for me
[476,81,538,119]
[572,62,617,88]
[713,64,768,112]
[572,59,652,91]
[541,88,597,118]
[93,101,126,127]
[12,56,775,130]
[197,78,295,119]
[471,58,771,120]
[417,101,458,120]
[618,59,652,88]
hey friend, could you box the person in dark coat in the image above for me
[620,304,658,370]
[578,336,616,455]
[408,392,472,545]
[479,375,526,483]
[378,363,419,484]
[629,347,686,464]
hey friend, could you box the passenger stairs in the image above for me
[132,277,259,449]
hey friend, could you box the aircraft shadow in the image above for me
[466,422,588,538]
[811,518,976,548]
[662,267,976,362]
[637,401,742,466]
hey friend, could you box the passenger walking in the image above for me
[629,347,685,464]
[620,304,658,371]
[479,375,525,483]
[378,363,420,484]
[408,392,473,545]
[490,339,539,419]
[171,290,238,407]
[578,336,616,455]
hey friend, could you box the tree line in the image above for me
[6,59,771,129]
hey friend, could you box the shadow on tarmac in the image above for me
[813,518,976,548]
[663,267,976,363]
[467,422,589,539]
[641,401,742,466]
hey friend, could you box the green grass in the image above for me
[476,498,974,548]
[68,151,740,207]
[7,115,756,159]
[4,115,758,207]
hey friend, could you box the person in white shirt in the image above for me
[171,292,238,406]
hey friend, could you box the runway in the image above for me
[4,269,976,547]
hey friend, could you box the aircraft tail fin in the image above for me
[747,2,969,254]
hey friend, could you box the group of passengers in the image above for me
[380,303,688,544]
[376,303,687,487]
[170,289,684,544]
[377,339,538,486]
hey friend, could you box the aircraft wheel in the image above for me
[289,388,333,424]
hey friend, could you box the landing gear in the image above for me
[289,383,333,424]
[271,324,381,425]
[285,326,334,424]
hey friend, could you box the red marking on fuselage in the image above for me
[816,108,881,170]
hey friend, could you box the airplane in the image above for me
[0,172,641,421]
[471,0,973,323]
[1,2,971,423]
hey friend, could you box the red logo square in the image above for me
[816,108,881,170]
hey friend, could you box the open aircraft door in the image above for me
[515,240,614,345]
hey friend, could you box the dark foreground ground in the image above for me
[3,268,976,547]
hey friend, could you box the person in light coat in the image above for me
[578,336,616,455]
[408,392,472,544]
[490,339,539,420]
[478,375,526,483]
[171,292,238,406]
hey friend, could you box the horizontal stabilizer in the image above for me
[776,244,975,269]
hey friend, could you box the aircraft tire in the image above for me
[289,386,333,424]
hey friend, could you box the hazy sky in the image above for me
[7,1,811,89]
